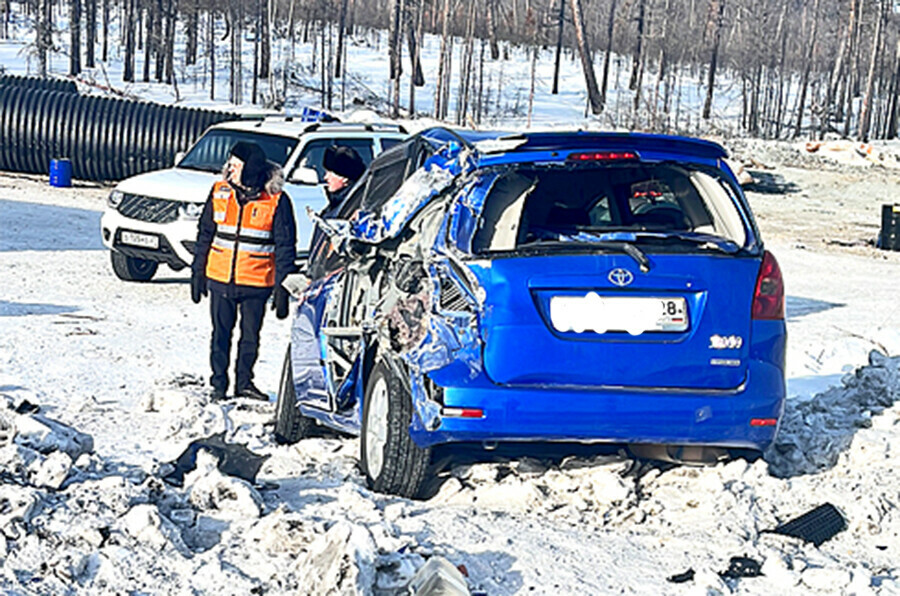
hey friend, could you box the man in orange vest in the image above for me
[190,141,297,400]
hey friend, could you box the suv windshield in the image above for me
[472,163,750,254]
[178,129,298,173]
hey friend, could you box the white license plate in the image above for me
[120,231,159,249]
[549,293,688,335]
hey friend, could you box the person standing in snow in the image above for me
[190,141,297,401]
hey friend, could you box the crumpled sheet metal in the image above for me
[352,166,455,244]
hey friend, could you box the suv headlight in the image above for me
[107,190,124,209]
[178,202,204,221]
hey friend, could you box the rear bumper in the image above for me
[410,360,785,451]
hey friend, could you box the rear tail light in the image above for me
[752,250,784,320]
[750,418,778,427]
[567,150,639,162]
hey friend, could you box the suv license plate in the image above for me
[121,231,159,249]
[549,294,688,335]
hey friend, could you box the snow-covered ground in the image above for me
[2,140,900,594]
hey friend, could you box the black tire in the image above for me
[274,346,314,444]
[110,251,158,282]
[360,360,431,498]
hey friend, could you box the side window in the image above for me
[380,137,403,152]
[588,196,613,226]
[291,138,375,182]
[361,160,408,212]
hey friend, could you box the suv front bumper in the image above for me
[101,209,197,269]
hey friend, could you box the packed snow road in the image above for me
[1,145,899,594]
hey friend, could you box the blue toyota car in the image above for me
[274,128,786,497]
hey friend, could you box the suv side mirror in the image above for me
[289,166,320,185]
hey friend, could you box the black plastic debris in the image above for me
[667,568,695,583]
[766,503,847,547]
[719,556,763,579]
[162,432,269,486]
[14,399,40,414]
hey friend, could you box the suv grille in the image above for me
[117,194,182,223]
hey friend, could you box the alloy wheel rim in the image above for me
[365,376,389,479]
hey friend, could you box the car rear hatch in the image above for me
[461,150,760,391]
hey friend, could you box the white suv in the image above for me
[100,119,406,281]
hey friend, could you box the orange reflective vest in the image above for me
[205,181,280,288]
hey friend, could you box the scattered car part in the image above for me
[162,432,269,486]
[666,568,695,583]
[718,556,763,579]
[764,503,847,547]
[408,556,470,596]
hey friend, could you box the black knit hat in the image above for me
[230,141,267,189]
[323,145,365,182]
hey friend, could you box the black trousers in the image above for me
[209,289,270,392]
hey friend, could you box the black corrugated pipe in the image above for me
[0,74,78,94]
[0,86,240,182]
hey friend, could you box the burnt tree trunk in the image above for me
[335,0,349,78]
[629,0,645,91]
[185,0,198,66]
[793,0,820,138]
[552,0,565,95]
[388,0,403,117]
[858,0,887,141]
[123,0,136,81]
[85,0,96,67]
[600,0,618,109]
[702,0,725,120]
[164,0,176,84]
[209,9,216,100]
[70,0,82,76]
[487,0,500,60]
[231,3,243,104]
[571,0,603,114]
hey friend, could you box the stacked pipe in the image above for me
[0,84,239,182]
[0,74,78,94]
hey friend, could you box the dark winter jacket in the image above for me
[192,163,297,298]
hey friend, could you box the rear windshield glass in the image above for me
[472,163,749,253]
[178,130,298,173]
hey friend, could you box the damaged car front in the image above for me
[275,129,786,498]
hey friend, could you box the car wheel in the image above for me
[110,251,158,282]
[360,359,431,498]
[274,346,315,444]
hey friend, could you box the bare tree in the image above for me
[701,0,725,120]
[231,2,244,104]
[36,0,52,76]
[570,0,603,114]
[600,0,618,109]
[85,0,96,68]
[70,0,82,76]
[629,0,645,91]
[388,0,403,117]
[552,0,565,95]
[858,0,887,140]
[792,0,820,137]
[123,0,136,81]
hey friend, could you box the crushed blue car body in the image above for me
[285,127,786,462]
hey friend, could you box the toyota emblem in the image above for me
[608,268,634,287]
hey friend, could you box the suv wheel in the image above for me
[360,360,430,498]
[110,251,158,282]
[274,346,314,444]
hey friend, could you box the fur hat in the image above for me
[229,141,268,190]
[323,145,365,182]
